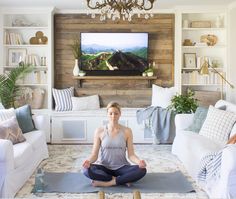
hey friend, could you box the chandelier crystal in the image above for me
[86,0,155,21]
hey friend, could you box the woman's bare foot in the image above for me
[92,177,116,187]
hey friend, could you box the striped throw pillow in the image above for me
[0,108,16,122]
[52,87,74,111]
[199,105,236,144]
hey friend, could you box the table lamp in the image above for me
[200,60,234,99]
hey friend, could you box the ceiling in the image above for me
[0,0,235,11]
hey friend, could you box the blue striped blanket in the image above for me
[197,149,223,185]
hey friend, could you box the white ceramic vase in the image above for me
[73,59,80,76]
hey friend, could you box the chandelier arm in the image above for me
[87,0,107,9]
[139,0,155,10]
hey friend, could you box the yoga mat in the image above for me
[32,171,195,194]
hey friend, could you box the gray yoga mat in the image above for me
[32,171,195,194]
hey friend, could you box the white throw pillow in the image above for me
[0,103,4,109]
[52,87,74,111]
[72,95,100,111]
[0,108,16,123]
[199,105,236,144]
[151,84,176,108]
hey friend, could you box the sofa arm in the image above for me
[0,139,14,171]
[219,144,236,198]
[175,113,194,131]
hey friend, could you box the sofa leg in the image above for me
[98,191,105,199]
[133,190,141,199]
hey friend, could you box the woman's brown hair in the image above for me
[106,101,121,113]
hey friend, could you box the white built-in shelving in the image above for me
[0,7,54,110]
[175,10,228,97]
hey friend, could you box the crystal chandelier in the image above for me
[86,0,156,21]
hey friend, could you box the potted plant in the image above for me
[0,63,33,108]
[143,62,155,77]
[169,89,198,114]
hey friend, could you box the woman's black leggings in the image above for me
[82,164,146,185]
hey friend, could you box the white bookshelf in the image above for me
[176,11,228,98]
[0,7,54,110]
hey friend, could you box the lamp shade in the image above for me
[200,60,209,75]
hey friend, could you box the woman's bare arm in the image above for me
[83,127,102,168]
[126,128,146,168]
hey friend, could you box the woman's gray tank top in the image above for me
[96,125,130,170]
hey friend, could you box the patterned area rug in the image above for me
[16,145,208,199]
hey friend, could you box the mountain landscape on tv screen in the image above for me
[81,44,148,72]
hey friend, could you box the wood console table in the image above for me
[73,76,157,88]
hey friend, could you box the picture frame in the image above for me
[184,53,197,68]
[8,48,27,66]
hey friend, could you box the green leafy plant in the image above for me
[0,63,33,108]
[169,89,198,114]
[70,37,80,59]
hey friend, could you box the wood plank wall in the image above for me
[54,14,175,107]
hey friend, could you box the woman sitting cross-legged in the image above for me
[82,101,147,187]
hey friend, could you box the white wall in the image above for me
[228,3,236,103]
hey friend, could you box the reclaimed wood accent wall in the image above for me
[54,14,175,107]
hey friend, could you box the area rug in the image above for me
[16,145,208,199]
[32,171,195,194]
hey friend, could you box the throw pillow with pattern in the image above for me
[0,108,15,122]
[199,105,236,144]
[0,116,26,144]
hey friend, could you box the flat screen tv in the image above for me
[80,32,148,76]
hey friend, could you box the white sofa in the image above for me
[0,115,49,198]
[172,100,236,199]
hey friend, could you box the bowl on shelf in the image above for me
[142,72,147,77]
[147,72,154,77]
[78,71,86,76]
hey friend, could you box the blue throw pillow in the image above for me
[15,104,35,133]
[185,107,208,133]
[185,105,226,133]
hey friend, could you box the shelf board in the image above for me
[182,45,226,49]
[17,83,48,86]
[73,76,157,88]
[182,28,225,31]
[3,26,48,29]
[182,67,224,70]
[182,84,222,86]
[73,76,157,80]
[4,44,48,47]
[3,66,47,70]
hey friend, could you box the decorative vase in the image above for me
[73,59,80,76]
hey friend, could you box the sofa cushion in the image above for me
[71,95,100,111]
[199,105,236,144]
[15,104,35,133]
[52,87,74,111]
[13,142,33,168]
[151,84,176,108]
[23,130,45,150]
[0,117,26,145]
[0,108,15,122]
